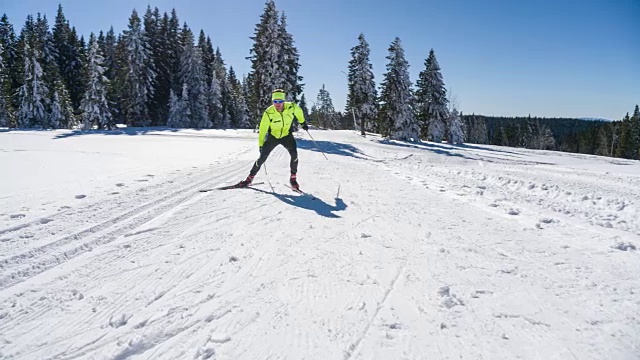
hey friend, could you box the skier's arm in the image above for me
[294,104,306,125]
[258,111,270,147]
[293,104,308,130]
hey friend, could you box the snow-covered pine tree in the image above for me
[212,47,231,128]
[299,93,309,119]
[123,9,155,127]
[631,105,640,160]
[248,0,282,118]
[192,48,211,129]
[143,5,164,126]
[80,34,111,130]
[109,33,128,124]
[178,26,209,128]
[379,37,417,141]
[34,13,72,129]
[100,27,118,115]
[226,66,240,127]
[52,4,74,111]
[1,16,19,115]
[56,24,85,112]
[167,86,190,128]
[225,67,252,129]
[0,42,13,127]
[198,31,214,86]
[448,108,464,144]
[208,73,223,128]
[17,43,48,128]
[416,49,448,142]
[616,113,632,158]
[167,88,180,127]
[466,114,488,144]
[230,73,250,129]
[49,78,76,129]
[347,33,378,136]
[154,11,179,126]
[278,12,303,102]
[316,84,336,129]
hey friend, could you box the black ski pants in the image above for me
[249,133,298,176]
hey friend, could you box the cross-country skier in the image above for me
[237,88,308,189]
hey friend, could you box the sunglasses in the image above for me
[273,99,285,104]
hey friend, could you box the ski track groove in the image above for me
[0,161,251,290]
[0,146,255,250]
[344,263,407,360]
[0,161,271,358]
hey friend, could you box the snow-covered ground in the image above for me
[0,128,638,360]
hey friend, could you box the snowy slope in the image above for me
[0,128,639,360]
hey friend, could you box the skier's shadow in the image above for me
[250,188,347,218]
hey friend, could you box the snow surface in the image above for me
[0,127,639,360]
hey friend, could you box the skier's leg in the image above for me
[282,134,298,174]
[249,136,278,176]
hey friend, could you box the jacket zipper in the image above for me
[279,111,285,137]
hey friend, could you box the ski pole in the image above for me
[305,130,328,160]
[263,161,275,192]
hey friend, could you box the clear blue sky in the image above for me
[3,0,639,120]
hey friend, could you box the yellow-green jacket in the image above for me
[258,102,307,147]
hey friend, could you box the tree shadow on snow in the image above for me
[453,143,524,156]
[375,139,477,160]
[52,127,186,139]
[249,187,347,218]
[295,138,371,161]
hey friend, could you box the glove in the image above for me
[259,146,263,154]
[301,122,309,131]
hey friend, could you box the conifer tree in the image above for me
[143,5,164,125]
[278,12,303,101]
[80,34,111,129]
[52,4,78,111]
[299,93,309,119]
[448,108,464,143]
[167,85,190,128]
[316,84,336,129]
[416,49,448,142]
[52,8,85,113]
[347,33,378,135]
[198,30,214,86]
[123,9,155,127]
[616,112,633,159]
[0,42,13,127]
[631,105,640,160]
[155,11,180,125]
[49,78,76,128]
[179,25,209,128]
[17,43,48,128]
[208,73,223,128]
[465,114,488,144]
[248,0,283,118]
[226,66,240,127]
[0,14,18,111]
[110,33,128,124]
[34,13,71,129]
[213,47,231,128]
[379,37,417,140]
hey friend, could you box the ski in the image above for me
[200,182,265,192]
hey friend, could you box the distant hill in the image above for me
[579,117,614,122]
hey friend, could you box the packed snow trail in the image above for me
[0,129,638,359]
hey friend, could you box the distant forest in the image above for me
[1,2,637,161]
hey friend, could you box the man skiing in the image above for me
[238,88,308,189]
